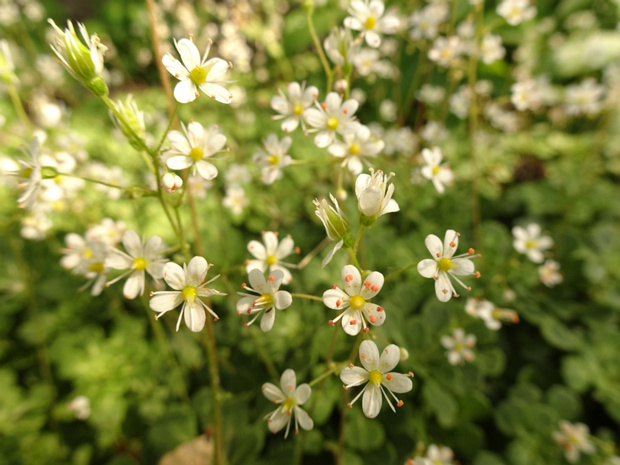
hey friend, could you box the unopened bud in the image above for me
[313,193,351,243]
[161,172,183,193]
[334,79,348,93]
[400,347,409,362]
[110,95,145,149]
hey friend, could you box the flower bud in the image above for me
[334,79,348,93]
[399,347,409,362]
[313,194,351,244]
[161,172,183,193]
[110,95,146,150]
[0,39,16,84]
[355,168,399,225]
[47,19,109,97]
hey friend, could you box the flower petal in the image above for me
[341,310,362,336]
[166,155,193,170]
[378,344,400,373]
[260,308,276,332]
[149,292,183,312]
[435,272,454,302]
[359,271,384,299]
[198,82,232,104]
[123,271,144,299]
[417,259,438,278]
[340,366,369,387]
[263,231,278,255]
[122,230,143,258]
[187,256,209,283]
[383,372,413,394]
[163,262,186,289]
[323,288,349,310]
[295,384,312,405]
[175,38,200,71]
[425,233,443,258]
[341,265,361,296]
[173,79,198,104]
[359,340,380,371]
[248,268,268,293]
[364,303,386,327]
[294,406,314,431]
[362,384,382,418]
[280,368,297,395]
[262,382,286,402]
[196,160,218,180]
[184,300,206,332]
[274,290,292,310]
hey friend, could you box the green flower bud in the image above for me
[109,95,146,150]
[313,194,351,242]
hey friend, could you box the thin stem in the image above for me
[145,0,175,116]
[352,224,365,255]
[384,263,418,281]
[56,172,127,190]
[186,179,204,257]
[203,322,226,465]
[291,293,323,302]
[8,85,31,128]
[155,102,180,155]
[305,10,334,92]
[297,236,330,269]
[248,328,279,380]
[101,95,151,154]
[308,363,343,387]
[346,247,361,271]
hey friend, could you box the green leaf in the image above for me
[344,408,386,451]
[547,385,582,420]
[423,380,458,427]
[562,355,595,393]
[540,317,583,351]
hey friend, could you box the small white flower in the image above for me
[270,81,319,133]
[304,92,361,148]
[465,297,519,330]
[105,230,168,299]
[553,421,596,463]
[340,340,413,418]
[236,269,292,332]
[355,168,399,219]
[328,124,384,175]
[344,0,400,48]
[480,33,506,65]
[417,230,480,302]
[323,264,386,336]
[222,186,247,215]
[86,218,126,247]
[564,78,606,116]
[164,121,227,181]
[0,39,16,84]
[149,256,225,332]
[511,78,542,111]
[497,0,537,26]
[224,163,251,187]
[425,444,455,464]
[162,37,232,104]
[313,194,352,267]
[262,369,313,438]
[409,4,449,41]
[15,138,44,209]
[428,36,462,67]
[67,396,91,421]
[441,328,476,365]
[161,172,183,193]
[61,233,110,296]
[246,231,297,285]
[420,147,454,194]
[324,27,359,66]
[539,259,563,287]
[512,223,553,263]
[252,134,293,185]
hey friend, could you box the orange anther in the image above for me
[450,241,456,247]
[397,400,404,407]
[364,281,371,289]
[371,285,379,292]
[268,275,275,281]
[345,274,354,282]
[386,373,392,381]
[468,248,475,255]
[377,306,384,312]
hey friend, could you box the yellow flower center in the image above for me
[349,294,365,311]
[525,239,537,249]
[365,15,377,30]
[190,146,204,161]
[266,254,278,266]
[292,104,303,116]
[20,167,33,179]
[182,286,198,302]
[368,370,383,386]
[189,66,208,85]
[349,143,361,155]
[88,262,104,273]
[83,249,93,259]
[432,166,440,175]
[54,175,63,184]
[258,293,274,307]
[326,117,339,130]
[282,397,296,412]
[132,257,147,270]
[455,343,464,351]
[268,155,279,165]
[438,258,453,272]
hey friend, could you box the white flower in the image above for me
[409,4,449,41]
[313,194,352,267]
[564,78,606,116]
[465,297,519,330]
[164,121,226,181]
[417,230,479,302]
[161,172,183,193]
[252,134,292,185]
[328,124,384,175]
[149,256,225,332]
[270,81,319,133]
[355,168,399,219]
[61,233,110,296]
[425,444,455,464]
[511,78,542,111]
[67,396,91,421]
[441,328,476,365]
[324,27,359,66]
[105,230,168,299]
[428,36,462,67]
[344,0,400,48]
[0,39,16,84]
[262,369,313,438]
[497,0,537,26]
[162,37,232,104]
[323,265,386,336]
[340,340,413,418]
[15,138,43,209]
[480,33,506,64]
[246,231,297,285]
[224,163,251,187]
[553,421,596,463]
[420,147,454,194]
[236,269,292,332]
[304,92,361,148]
[86,217,125,247]
[512,223,553,263]
[222,186,247,215]
[539,260,563,287]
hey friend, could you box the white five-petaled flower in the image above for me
[262,369,313,438]
[355,168,399,219]
[313,194,352,267]
[270,81,318,133]
[324,27,359,66]
[61,233,110,296]
[105,230,168,299]
[465,297,519,330]
[323,265,386,335]
[344,0,400,48]
[15,138,43,209]
[553,421,596,463]
[512,223,553,263]
[236,269,292,332]
[441,328,476,365]
[164,121,227,181]
[340,340,413,418]
[496,0,537,26]
[149,256,225,332]
[252,134,293,185]
[428,36,462,67]
[417,230,480,302]
[420,147,454,194]
[539,259,563,287]
[246,231,298,285]
[328,124,384,176]
[304,92,361,148]
[162,37,232,104]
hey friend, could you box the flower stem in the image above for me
[7,84,31,128]
[291,293,323,302]
[346,247,361,271]
[308,362,343,387]
[384,263,418,281]
[305,9,333,93]
[203,322,226,465]
[145,0,175,116]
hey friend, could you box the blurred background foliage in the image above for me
[1,0,620,464]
